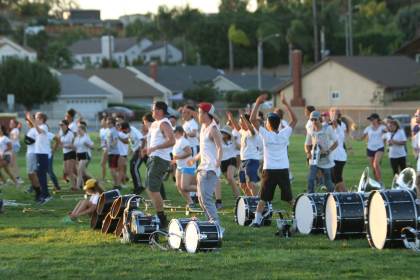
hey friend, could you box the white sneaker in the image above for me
[415,199,420,206]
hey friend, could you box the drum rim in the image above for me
[168,219,183,249]
[236,197,248,226]
[294,195,316,234]
[325,193,338,240]
[185,221,200,253]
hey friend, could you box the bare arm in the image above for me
[210,126,223,168]
[250,95,267,131]
[240,115,255,135]
[173,146,192,160]
[226,111,241,132]
[279,92,297,129]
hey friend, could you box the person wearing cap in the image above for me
[172,125,197,208]
[220,126,240,198]
[305,110,338,193]
[384,119,407,175]
[188,102,223,226]
[68,179,104,219]
[143,101,175,228]
[247,92,297,227]
[359,113,387,183]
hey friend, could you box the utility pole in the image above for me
[312,0,319,62]
[348,0,353,56]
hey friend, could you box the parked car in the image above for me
[99,106,135,121]
[390,114,411,137]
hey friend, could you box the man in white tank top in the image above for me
[143,101,175,228]
[188,103,223,226]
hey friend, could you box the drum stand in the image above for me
[274,210,296,238]
[401,227,420,253]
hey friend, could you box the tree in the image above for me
[44,41,73,68]
[0,58,60,110]
[228,24,250,71]
[396,3,420,41]
[183,82,218,103]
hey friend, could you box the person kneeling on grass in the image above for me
[69,179,103,219]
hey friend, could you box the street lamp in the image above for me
[258,33,280,90]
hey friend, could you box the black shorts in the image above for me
[332,160,346,184]
[108,154,119,169]
[63,151,76,161]
[221,157,237,173]
[259,169,292,202]
[76,152,88,161]
[366,147,384,157]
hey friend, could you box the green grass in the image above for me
[1,135,420,279]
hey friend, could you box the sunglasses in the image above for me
[310,118,318,122]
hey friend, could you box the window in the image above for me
[416,54,420,63]
[330,91,340,100]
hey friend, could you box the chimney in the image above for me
[101,35,114,61]
[290,49,306,107]
[150,62,158,81]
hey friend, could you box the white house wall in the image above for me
[143,44,183,64]
[213,76,244,92]
[88,76,124,103]
[0,44,36,62]
[41,97,108,120]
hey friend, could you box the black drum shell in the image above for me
[186,221,222,252]
[130,215,160,243]
[110,194,136,219]
[293,193,327,234]
[96,190,121,215]
[90,211,105,230]
[234,196,272,226]
[101,212,120,234]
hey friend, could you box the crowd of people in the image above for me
[3,92,420,228]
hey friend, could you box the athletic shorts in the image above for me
[239,159,260,183]
[63,151,76,161]
[108,154,120,169]
[221,157,237,173]
[26,153,37,173]
[76,152,89,161]
[332,160,346,184]
[178,167,196,175]
[259,169,292,202]
[366,147,384,158]
[146,156,170,192]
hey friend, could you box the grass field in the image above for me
[1,134,420,280]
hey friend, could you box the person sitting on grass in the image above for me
[68,179,103,219]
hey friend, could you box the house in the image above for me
[119,14,152,27]
[135,64,220,94]
[141,42,183,64]
[395,36,420,63]
[0,36,37,62]
[69,36,152,68]
[276,52,420,110]
[213,73,289,92]
[39,74,111,120]
[60,68,170,106]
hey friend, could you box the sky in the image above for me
[77,0,258,19]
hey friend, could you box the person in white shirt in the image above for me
[0,126,18,186]
[359,113,387,183]
[220,126,240,198]
[305,111,338,193]
[248,92,297,227]
[26,112,51,204]
[24,118,40,196]
[106,117,121,189]
[128,122,145,194]
[72,123,94,190]
[99,117,109,181]
[172,126,197,207]
[47,130,60,191]
[9,119,22,183]
[65,108,79,134]
[69,179,104,220]
[227,111,260,196]
[384,119,407,175]
[188,103,223,226]
[329,108,348,192]
[142,101,175,228]
[117,121,130,188]
[58,119,77,191]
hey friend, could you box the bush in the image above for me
[225,90,272,108]
[183,81,219,103]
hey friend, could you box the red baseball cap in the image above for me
[198,103,216,117]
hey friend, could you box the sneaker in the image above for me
[188,203,201,211]
[39,196,53,205]
[191,195,199,204]
[25,186,34,194]
[17,178,24,184]
[320,185,327,192]
[215,202,223,210]
[249,222,261,228]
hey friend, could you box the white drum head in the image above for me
[368,192,387,249]
[325,195,338,240]
[185,222,199,253]
[236,198,246,226]
[295,195,315,234]
[168,220,183,249]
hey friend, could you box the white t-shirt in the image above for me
[332,123,347,162]
[10,127,20,147]
[232,129,241,156]
[99,128,109,149]
[222,139,238,161]
[34,124,50,154]
[257,134,264,160]
[363,124,386,151]
[107,127,119,155]
[239,129,260,161]
[259,126,292,169]
[69,121,78,134]
[129,126,144,152]
[117,131,129,156]
[26,128,37,154]
[0,135,11,156]
[47,132,56,158]
[74,134,93,154]
[172,137,192,169]
[183,118,199,147]
[60,130,75,154]
[306,124,338,169]
[89,193,100,205]
[384,129,407,159]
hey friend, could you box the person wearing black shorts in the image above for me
[220,127,240,198]
[330,108,348,192]
[247,92,297,227]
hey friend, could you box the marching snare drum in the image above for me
[168,218,196,250]
[293,193,327,234]
[96,189,121,215]
[325,192,367,240]
[184,221,223,253]
[129,212,160,243]
[234,196,272,226]
[366,189,420,249]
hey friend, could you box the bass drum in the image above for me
[325,192,367,240]
[168,218,196,250]
[366,189,419,249]
[293,193,327,234]
[234,196,272,226]
[184,221,222,253]
[96,190,121,215]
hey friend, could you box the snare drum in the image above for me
[234,196,272,226]
[184,221,222,253]
[325,192,367,240]
[293,193,327,234]
[168,218,196,250]
[129,211,160,243]
[366,189,420,249]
